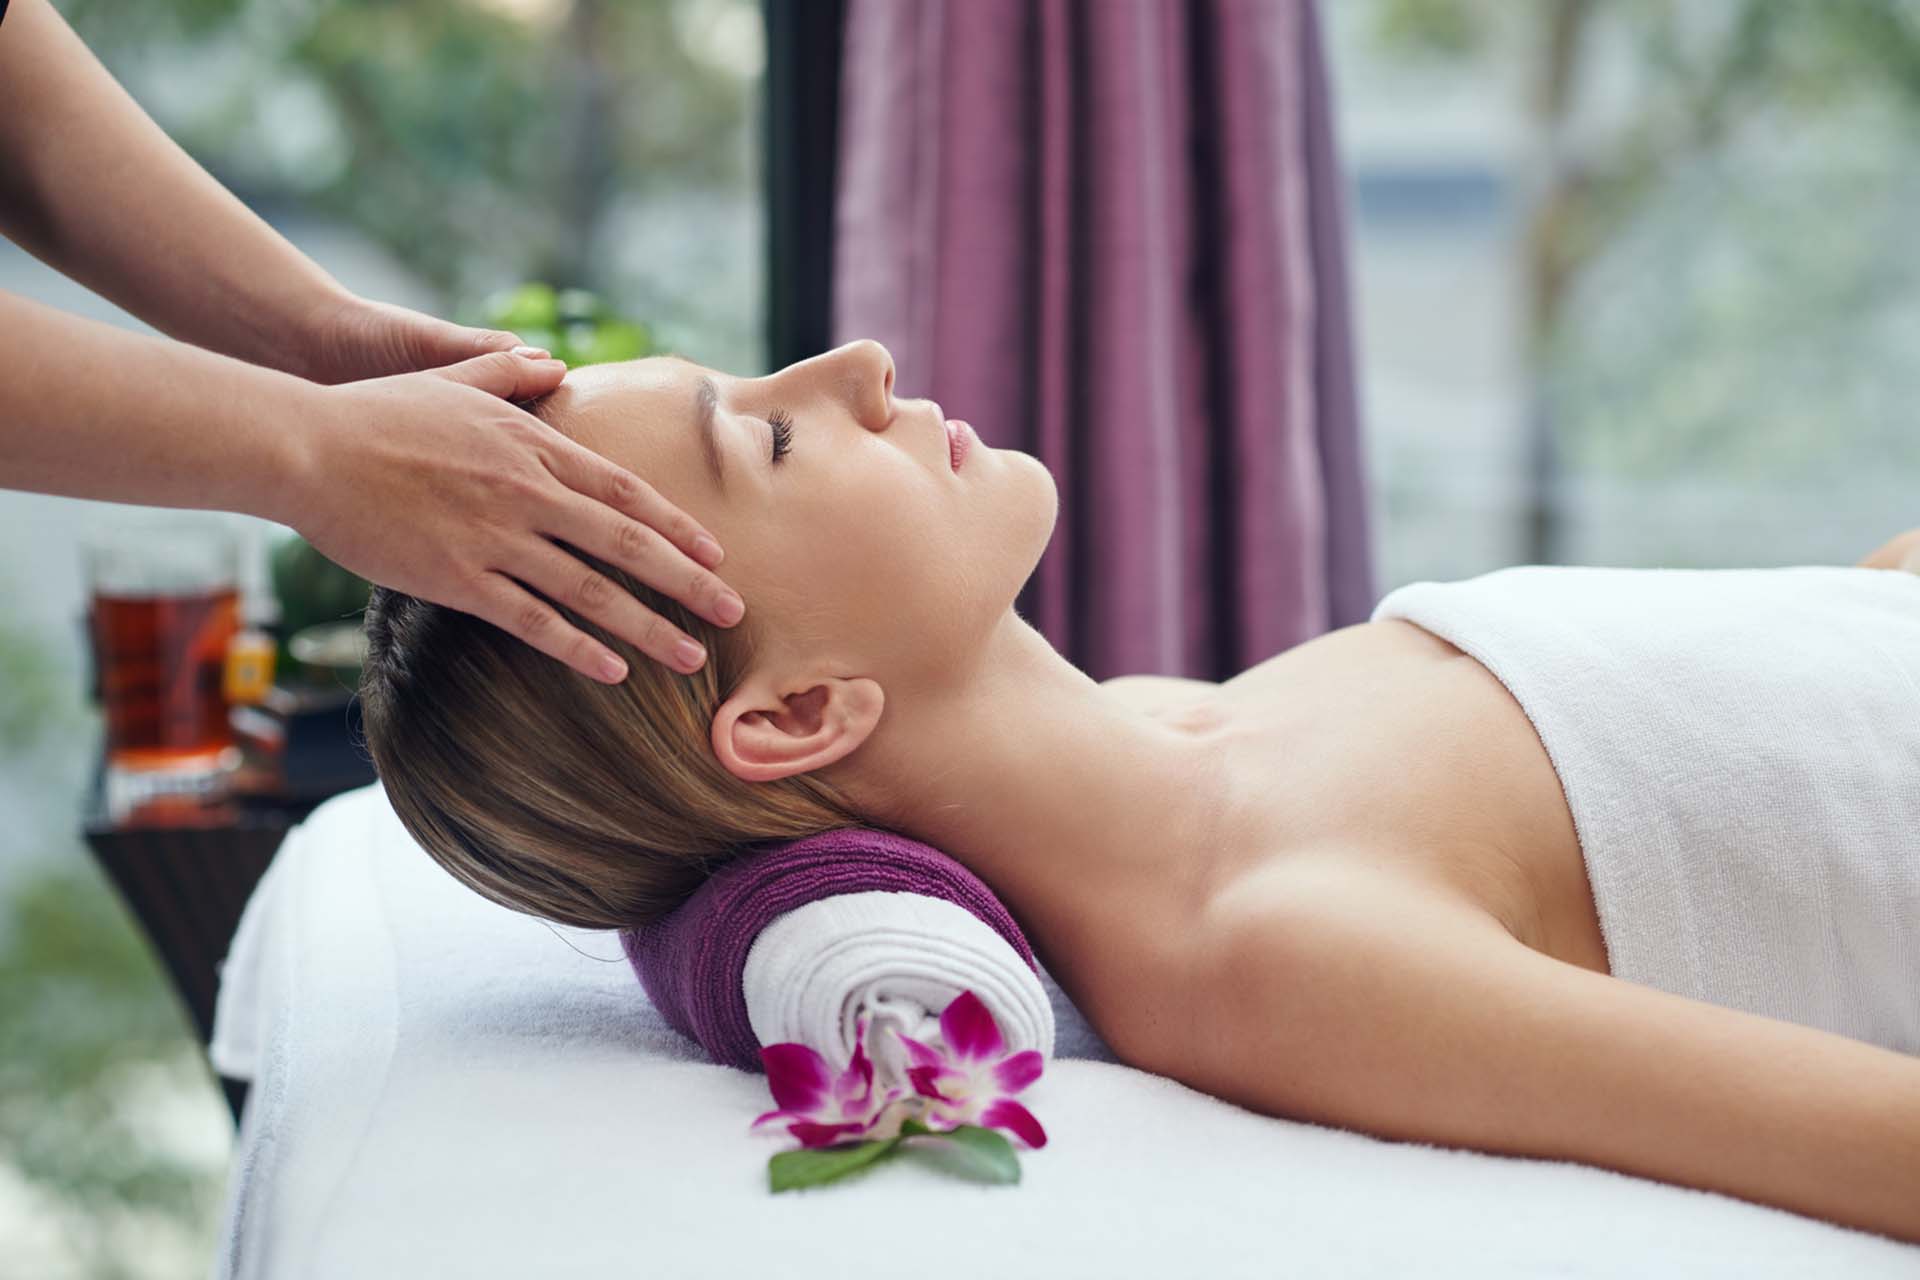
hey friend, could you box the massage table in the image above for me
[207,783,1920,1277]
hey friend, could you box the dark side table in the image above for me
[80,683,376,1124]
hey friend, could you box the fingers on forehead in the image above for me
[556,361,702,437]
[526,387,580,437]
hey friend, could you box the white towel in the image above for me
[743,891,1060,1084]
[1373,563,1920,1052]
[208,783,1920,1277]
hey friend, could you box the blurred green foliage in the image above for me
[0,613,222,1276]
[1373,0,1920,97]
[1365,0,1920,487]
[56,0,765,372]
[0,865,223,1272]
[471,281,654,368]
[59,0,754,288]
[0,624,64,753]
[270,528,373,638]
[1368,0,1492,61]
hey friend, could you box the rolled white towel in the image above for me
[743,890,1058,1083]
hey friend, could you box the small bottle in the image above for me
[224,626,277,706]
[225,570,280,708]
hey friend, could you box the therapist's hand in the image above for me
[298,293,527,385]
[283,349,743,682]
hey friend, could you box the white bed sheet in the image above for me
[208,784,1920,1278]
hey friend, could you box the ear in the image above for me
[710,672,885,783]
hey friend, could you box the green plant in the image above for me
[470,282,654,368]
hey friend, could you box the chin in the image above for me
[953,452,1053,621]
[1010,452,1060,572]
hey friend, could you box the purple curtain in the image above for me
[831,0,1374,680]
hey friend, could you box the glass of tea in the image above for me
[85,519,243,778]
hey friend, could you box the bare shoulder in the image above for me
[1099,673,1219,702]
[1167,856,1517,1066]
[1098,674,1221,724]
[1135,857,1500,1079]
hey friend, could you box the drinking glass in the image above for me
[84,519,242,781]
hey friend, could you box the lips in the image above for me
[945,419,973,472]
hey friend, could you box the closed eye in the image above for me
[769,407,795,463]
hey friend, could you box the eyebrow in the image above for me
[693,375,724,493]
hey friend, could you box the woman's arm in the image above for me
[1184,863,1920,1244]
[0,0,467,381]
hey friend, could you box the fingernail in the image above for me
[693,535,725,567]
[512,344,552,359]
[714,591,745,625]
[674,638,707,671]
[600,653,629,682]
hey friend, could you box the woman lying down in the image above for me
[357,339,1920,1245]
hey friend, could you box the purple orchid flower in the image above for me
[750,989,1048,1151]
[750,1012,908,1149]
[893,989,1048,1149]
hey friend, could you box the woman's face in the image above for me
[543,340,1058,691]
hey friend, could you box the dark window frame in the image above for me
[762,0,848,371]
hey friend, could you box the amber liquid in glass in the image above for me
[90,586,239,767]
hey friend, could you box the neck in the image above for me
[826,614,1233,989]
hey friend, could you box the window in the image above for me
[1329,1,1920,590]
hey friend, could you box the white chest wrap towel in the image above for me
[1370,564,1920,1053]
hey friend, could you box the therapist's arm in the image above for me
[0,290,744,682]
[0,0,511,383]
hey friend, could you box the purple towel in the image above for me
[619,826,1038,1073]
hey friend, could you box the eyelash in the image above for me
[768,408,795,463]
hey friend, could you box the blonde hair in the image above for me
[357,456,860,930]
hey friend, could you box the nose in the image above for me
[835,339,895,432]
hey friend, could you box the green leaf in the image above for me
[901,1124,1021,1185]
[768,1136,905,1193]
[484,282,558,331]
[575,319,650,365]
